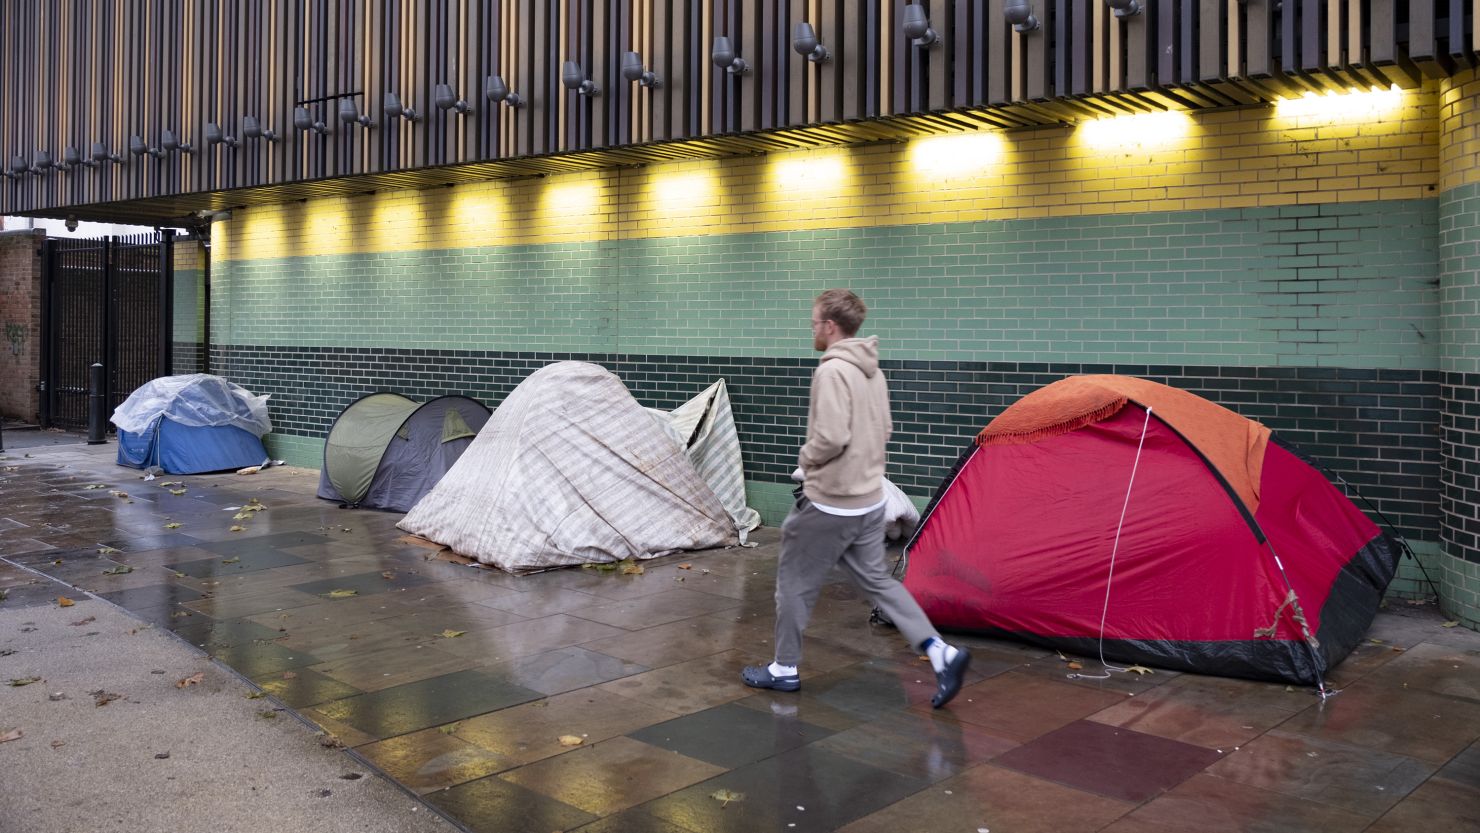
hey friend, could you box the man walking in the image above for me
[742,289,971,708]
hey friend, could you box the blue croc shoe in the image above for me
[741,664,800,692]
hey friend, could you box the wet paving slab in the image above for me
[4,443,1480,831]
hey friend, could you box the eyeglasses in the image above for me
[811,318,833,330]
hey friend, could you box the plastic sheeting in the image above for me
[111,374,272,438]
[398,362,737,573]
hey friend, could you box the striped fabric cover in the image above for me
[664,379,762,540]
[398,362,737,573]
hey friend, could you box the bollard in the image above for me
[87,363,107,445]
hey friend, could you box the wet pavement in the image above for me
[3,440,1480,832]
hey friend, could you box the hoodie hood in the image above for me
[821,336,880,378]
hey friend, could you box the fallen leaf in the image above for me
[68,616,96,627]
[97,546,120,555]
[1125,665,1156,676]
[380,571,396,580]
[164,523,182,529]
[154,752,170,760]
[48,692,67,701]
[159,481,183,487]
[1066,661,1083,670]
[324,589,358,599]
[439,629,466,639]
[1443,620,1460,628]
[318,733,344,749]
[107,490,129,499]
[236,466,261,475]
[169,488,187,496]
[439,722,461,735]
[171,571,187,578]
[0,729,22,743]
[257,709,277,719]
[222,557,241,564]
[49,740,64,750]
[91,690,120,707]
[339,773,363,780]
[176,672,204,689]
[57,597,75,608]
[9,677,41,687]
[710,788,745,807]
[281,671,297,680]
[678,563,693,570]
[558,735,584,747]
[83,484,108,490]
[620,561,645,575]
[229,525,246,533]
[102,565,133,575]
[246,691,264,700]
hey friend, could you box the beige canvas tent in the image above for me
[398,362,738,573]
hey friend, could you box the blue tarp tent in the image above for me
[112,374,272,475]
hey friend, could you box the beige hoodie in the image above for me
[799,335,892,509]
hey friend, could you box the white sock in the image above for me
[769,662,798,677]
[924,638,958,674]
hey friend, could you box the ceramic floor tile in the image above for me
[94,582,204,611]
[571,588,741,630]
[836,763,1134,833]
[253,667,364,708]
[1089,672,1313,749]
[628,701,837,769]
[1100,773,1378,833]
[995,719,1224,802]
[934,671,1129,743]
[455,688,680,769]
[1276,681,1480,764]
[640,745,930,833]
[309,642,480,692]
[1436,740,1480,789]
[311,668,542,740]
[1364,777,1480,832]
[167,548,310,578]
[270,619,429,663]
[500,736,725,816]
[356,731,511,794]
[596,649,768,717]
[246,596,413,630]
[430,614,630,663]
[207,639,321,677]
[179,586,323,619]
[425,775,596,833]
[813,709,1017,782]
[483,646,648,695]
[1207,729,1435,818]
[288,569,437,599]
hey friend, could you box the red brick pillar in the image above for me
[0,229,44,423]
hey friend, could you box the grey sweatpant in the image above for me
[773,494,940,666]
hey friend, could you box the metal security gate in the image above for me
[41,232,175,431]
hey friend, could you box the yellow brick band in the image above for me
[217,83,1442,263]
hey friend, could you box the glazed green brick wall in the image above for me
[173,268,202,344]
[1441,183,1480,373]
[215,199,1439,369]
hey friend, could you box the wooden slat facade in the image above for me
[0,0,1470,221]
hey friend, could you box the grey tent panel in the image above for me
[318,393,491,512]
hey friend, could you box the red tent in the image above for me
[902,375,1400,687]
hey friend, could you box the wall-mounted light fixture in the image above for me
[1004,0,1040,32]
[561,62,600,97]
[621,52,660,88]
[294,107,332,135]
[434,84,473,115]
[31,151,55,173]
[205,122,239,148]
[2,155,28,179]
[129,135,166,159]
[62,146,97,170]
[712,36,749,75]
[160,129,193,154]
[384,92,419,122]
[792,22,830,63]
[242,116,278,141]
[338,98,373,128]
[1105,0,1141,17]
[91,142,124,164]
[485,75,524,108]
[903,4,939,47]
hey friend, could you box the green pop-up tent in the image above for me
[317,392,490,512]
